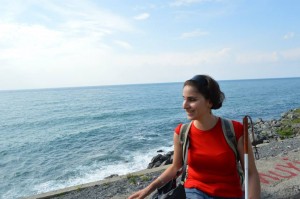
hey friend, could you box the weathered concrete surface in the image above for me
[257,150,300,199]
[23,166,168,199]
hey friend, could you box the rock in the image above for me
[252,139,264,145]
[147,152,174,169]
[104,174,119,179]
[166,151,174,156]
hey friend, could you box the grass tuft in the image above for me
[127,174,139,185]
[277,128,293,138]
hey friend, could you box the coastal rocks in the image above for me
[147,151,173,169]
[105,174,119,179]
[253,108,300,143]
[148,108,300,168]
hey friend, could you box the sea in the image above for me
[0,77,299,199]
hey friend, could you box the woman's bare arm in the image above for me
[128,132,183,199]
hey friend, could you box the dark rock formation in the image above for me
[147,151,174,169]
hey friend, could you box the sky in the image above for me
[0,0,299,90]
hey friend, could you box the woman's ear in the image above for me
[207,99,213,109]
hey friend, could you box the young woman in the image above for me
[128,75,261,199]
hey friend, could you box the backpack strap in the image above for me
[179,122,192,163]
[220,117,240,161]
[220,117,244,185]
[178,122,192,184]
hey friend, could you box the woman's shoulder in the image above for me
[219,117,243,138]
[231,119,243,128]
[174,121,194,135]
[174,123,183,135]
[231,119,243,138]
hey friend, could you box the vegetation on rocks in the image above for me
[276,108,300,138]
[126,174,153,185]
[126,174,139,185]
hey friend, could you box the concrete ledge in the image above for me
[24,165,169,199]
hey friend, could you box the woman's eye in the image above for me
[183,97,197,102]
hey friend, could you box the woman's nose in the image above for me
[183,100,188,109]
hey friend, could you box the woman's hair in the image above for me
[184,75,225,109]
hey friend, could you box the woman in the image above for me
[128,75,261,199]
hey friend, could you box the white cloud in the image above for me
[0,0,140,89]
[0,20,116,90]
[133,13,150,20]
[281,48,300,60]
[0,21,114,59]
[0,23,62,49]
[170,0,215,7]
[283,32,295,40]
[236,48,300,64]
[1,42,299,90]
[0,0,142,90]
[47,1,134,33]
[114,40,133,50]
[236,52,279,64]
[0,45,235,89]
[180,29,209,39]
[111,48,232,68]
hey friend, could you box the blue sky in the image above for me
[0,0,299,90]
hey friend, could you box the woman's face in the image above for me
[182,85,212,120]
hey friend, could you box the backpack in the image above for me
[179,117,245,186]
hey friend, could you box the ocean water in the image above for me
[0,77,299,199]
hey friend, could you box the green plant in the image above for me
[294,109,300,114]
[140,175,151,182]
[127,174,139,185]
[291,118,300,124]
[56,192,67,197]
[277,127,293,138]
[103,182,111,186]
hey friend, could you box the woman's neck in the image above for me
[193,114,218,131]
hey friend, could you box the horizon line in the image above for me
[1,76,299,92]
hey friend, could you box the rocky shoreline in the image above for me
[26,109,300,199]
